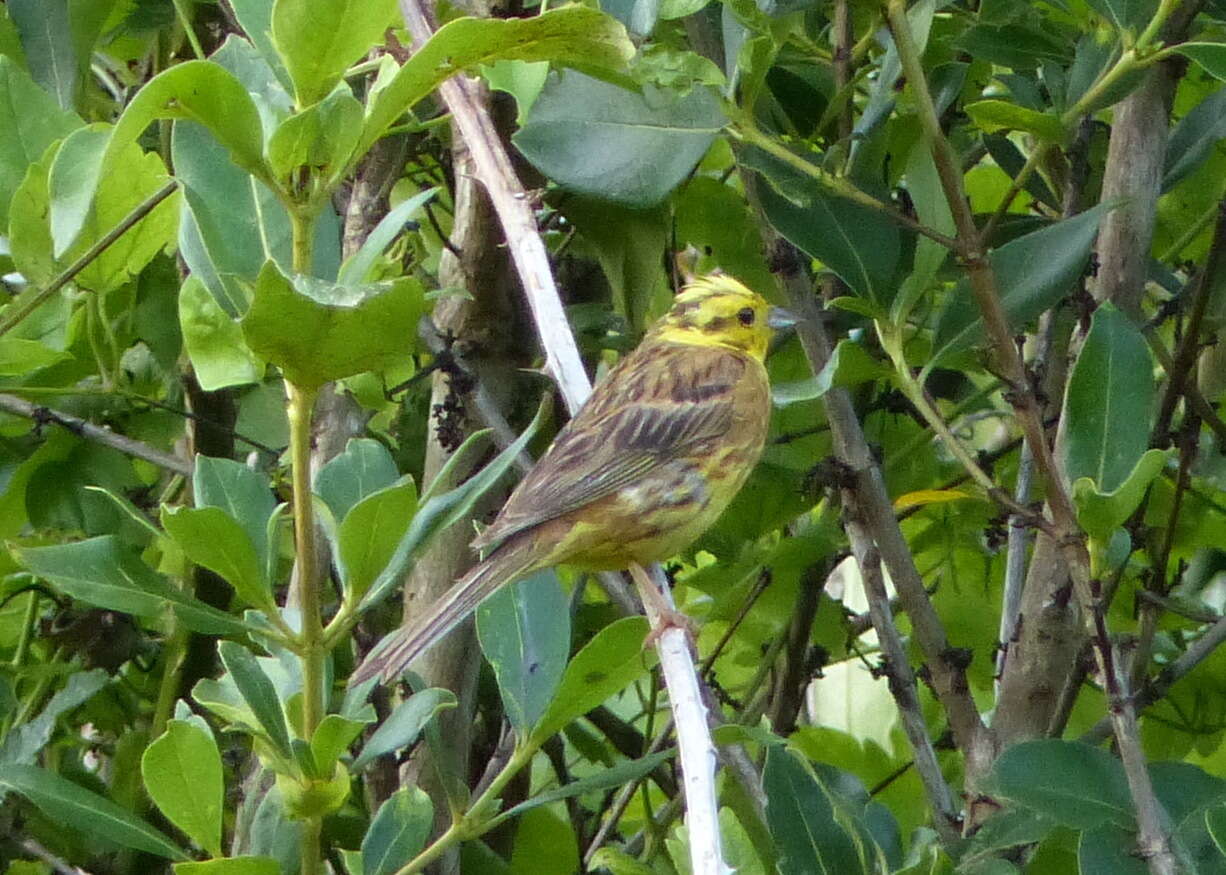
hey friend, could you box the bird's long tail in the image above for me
[350,538,540,686]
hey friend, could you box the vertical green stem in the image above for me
[286,205,323,875]
[10,591,38,667]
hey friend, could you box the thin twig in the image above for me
[0,181,179,338]
[0,393,192,476]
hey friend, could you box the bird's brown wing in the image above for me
[473,343,748,552]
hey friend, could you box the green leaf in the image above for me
[1072,449,1169,541]
[529,617,652,745]
[990,739,1133,829]
[514,73,724,207]
[1085,0,1157,32]
[7,0,77,110]
[0,669,108,765]
[161,505,273,611]
[0,763,188,860]
[931,202,1112,363]
[1206,801,1226,856]
[745,145,900,304]
[358,7,635,158]
[763,747,862,875]
[358,401,546,612]
[218,641,292,757]
[338,187,438,285]
[477,570,570,734]
[499,750,673,821]
[270,0,397,107]
[1177,43,1226,82]
[315,438,401,522]
[1078,823,1148,875]
[772,340,889,406]
[241,261,427,390]
[266,86,363,184]
[174,858,282,875]
[964,100,1065,142]
[1061,302,1154,493]
[0,55,80,227]
[13,130,181,292]
[193,455,277,575]
[361,787,434,875]
[141,720,225,856]
[310,713,368,773]
[179,275,265,391]
[51,60,266,257]
[510,808,579,875]
[352,688,457,770]
[0,338,68,375]
[339,483,417,603]
[16,536,247,635]
[228,0,291,92]
[1164,91,1226,191]
[953,23,1072,70]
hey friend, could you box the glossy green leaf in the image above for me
[352,688,457,770]
[964,99,1065,142]
[310,713,368,772]
[7,0,76,110]
[990,740,1133,829]
[358,402,545,612]
[361,787,434,875]
[931,202,1112,363]
[763,747,861,875]
[266,87,363,184]
[315,438,401,522]
[1072,449,1168,541]
[338,187,438,285]
[218,641,292,757]
[477,570,569,733]
[338,483,417,602]
[241,261,426,390]
[193,455,277,574]
[0,55,80,227]
[51,60,265,257]
[174,858,282,875]
[772,340,889,406]
[179,275,265,391]
[270,0,397,106]
[359,7,635,158]
[1178,43,1226,82]
[161,505,273,610]
[16,536,247,635]
[530,616,651,744]
[745,145,900,303]
[1061,302,1154,493]
[141,720,224,856]
[515,72,723,207]
[0,763,187,860]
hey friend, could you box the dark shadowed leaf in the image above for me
[218,641,292,758]
[990,740,1133,829]
[764,747,863,875]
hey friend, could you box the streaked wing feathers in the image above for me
[473,344,746,552]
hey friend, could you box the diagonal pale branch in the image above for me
[395,4,728,873]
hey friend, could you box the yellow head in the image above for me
[651,274,786,362]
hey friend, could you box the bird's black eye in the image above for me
[737,307,755,326]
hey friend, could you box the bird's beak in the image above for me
[767,307,799,331]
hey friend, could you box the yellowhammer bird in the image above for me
[352,273,790,685]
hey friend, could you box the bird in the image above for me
[351,273,792,685]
